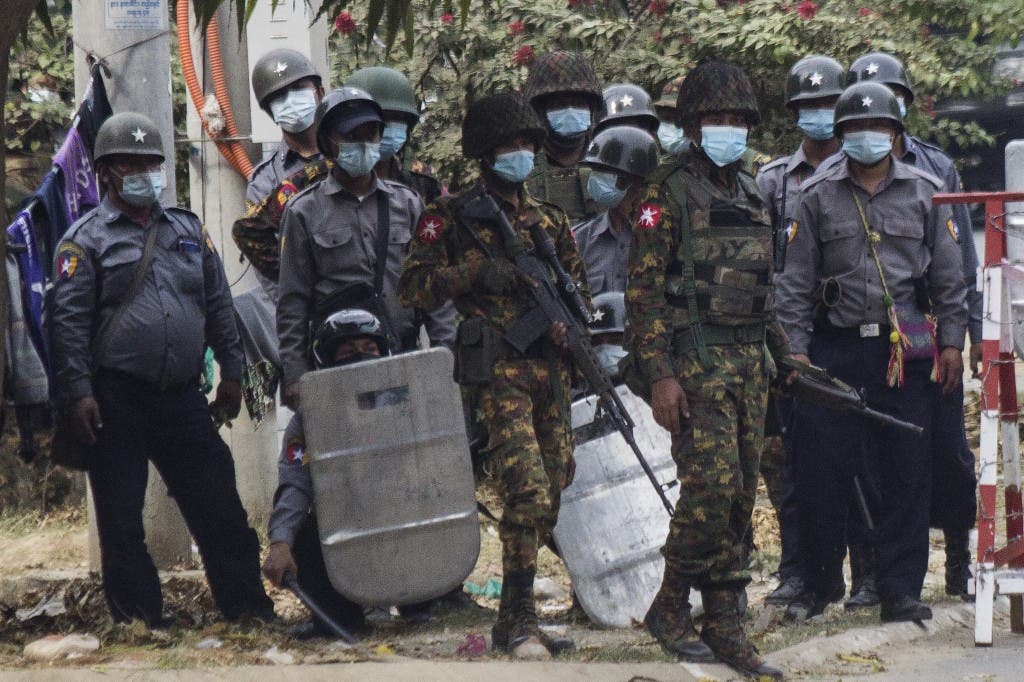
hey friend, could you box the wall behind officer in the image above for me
[50,112,273,626]
[846,51,982,600]
[398,91,587,660]
[524,50,604,223]
[754,54,845,610]
[775,81,966,624]
[625,61,790,681]
[572,126,659,296]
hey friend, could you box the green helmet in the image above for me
[581,126,659,179]
[596,84,659,135]
[314,87,384,158]
[344,66,419,126]
[94,112,165,163]
[786,55,845,106]
[654,76,685,117]
[252,48,320,112]
[848,52,914,103]
[833,81,903,135]
[462,91,545,159]
[676,60,760,126]
[523,50,603,114]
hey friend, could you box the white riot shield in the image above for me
[553,385,701,627]
[300,347,480,607]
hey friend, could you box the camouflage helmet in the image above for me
[314,87,384,157]
[462,91,546,159]
[676,60,761,126]
[848,52,914,103]
[833,81,903,134]
[589,292,626,336]
[311,308,389,369]
[595,84,659,135]
[581,126,659,179]
[654,76,685,117]
[344,66,419,126]
[251,48,321,112]
[786,55,846,106]
[94,112,165,163]
[523,50,603,113]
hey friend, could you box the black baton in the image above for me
[282,571,357,645]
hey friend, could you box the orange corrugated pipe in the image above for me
[175,0,253,178]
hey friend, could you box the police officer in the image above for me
[573,126,659,295]
[625,61,788,680]
[524,50,604,223]
[594,84,660,136]
[755,54,845,609]
[398,91,585,660]
[262,308,392,636]
[846,51,982,599]
[775,82,967,623]
[50,112,273,626]
[344,66,442,204]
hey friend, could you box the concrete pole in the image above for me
[72,0,193,569]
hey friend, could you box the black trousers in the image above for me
[772,396,803,582]
[930,379,977,532]
[88,371,272,624]
[791,330,937,601]
[292,512,366,631]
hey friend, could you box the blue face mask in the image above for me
[587,170,627,210]
[379,121,408,160]
[336,141,381,177]
[269,88,318,133]
[120,169,165,207]
[700,125,748,167]
[796,108,835,141]
[657,122,689,155]
[546,107,591,137]
[842,130,892,165]
[491,149,535,183]
[896,96,907,119]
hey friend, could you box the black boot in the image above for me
[701,589,784,680]
[643,569,715,662]
[765,576,805,606]
[845,543,880,610]
[944,528,972,601]
[492,570,573,659]
[880,595,932,623]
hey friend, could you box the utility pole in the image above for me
[72,0,192,569]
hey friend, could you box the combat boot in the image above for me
[490,576,513,651]
[494,570,573,659]
[643,577,715,662]
[943,528,972,601]
[701,588,784,680]
[845,543,880,610]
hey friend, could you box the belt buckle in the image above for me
[859,323,880,338]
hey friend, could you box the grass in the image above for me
[0,509,47,537]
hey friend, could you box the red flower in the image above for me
[858,7,873,16]
[508,20,525,36]
[920,24,931,39]
[334,10,356,35]
[648,0,669,18]
[513,45,536,67]
[440,13,454,25]
[795,0,817,19]
[922,95,936,120]
[653,30,662,43]
[682,34,692,45]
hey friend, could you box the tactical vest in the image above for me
[526,154,595,223]
[653,160,774,358]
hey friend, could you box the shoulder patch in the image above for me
[787,219,798,243]
[56,242,82,280]
[946,218,960,243]
[202,228,217,253]
[416,214,446,243]
[275,179,300,210]
[284,440,307,465]
[636,203,663,230]
[56,241,85,259]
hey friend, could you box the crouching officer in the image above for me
[50,112,273,626]
[625,61,790,680]
[398,91,587,659]
[262,308,391,636]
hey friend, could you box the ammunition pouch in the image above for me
[672,323,766,356]
[454,318,498,385]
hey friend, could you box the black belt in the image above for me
[97,367,199,393]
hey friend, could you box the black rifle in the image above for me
[459,190,677,516]
[776,357,923,437]
[282,571,357,645]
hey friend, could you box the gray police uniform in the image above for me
[756,145,819,236]
[50,196,272,624]
[246,140,321,207]
[775,156,967,604]
[571,211,630,295]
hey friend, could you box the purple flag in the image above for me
[6,209,46,360]
[52,127,99,223]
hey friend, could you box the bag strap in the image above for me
[371,188,402,350]
[848,187,896,307]
[93,220,161,364]
[662,169,709,366]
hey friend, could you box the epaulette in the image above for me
[909,135,952,158]
[248,154,275,181]
[61,206,101,241]
[899,162,945,191]
[799,159,844,192]
[757,155,792,175]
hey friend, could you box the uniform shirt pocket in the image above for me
[97,244,142,307]
[879,214,925,241]
[311,225,355,275]
[165,237,205,294]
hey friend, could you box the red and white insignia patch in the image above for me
[285,442,305,464]
[416,214,445,243]
[57,253,78,280]
[636,203,663,230]
[276,180,299,209]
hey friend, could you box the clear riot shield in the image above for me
[300,347,480,607]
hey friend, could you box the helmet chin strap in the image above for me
[545,129,587,155]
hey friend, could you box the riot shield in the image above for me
[300,347,480,607]
[553,385,702,627]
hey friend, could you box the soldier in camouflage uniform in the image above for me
[344,66,442,205]
[625,61,791,680]
[524,51,604,223]
[398,91,587,660]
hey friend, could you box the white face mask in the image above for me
[269,88,318,133]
